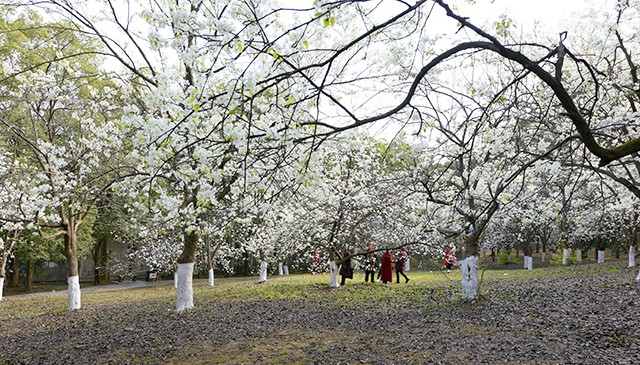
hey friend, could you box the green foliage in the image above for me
[494,15,514,37]
[551,251,579,266]
[373,136,415,172]
[497,249,520,265]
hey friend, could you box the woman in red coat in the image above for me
[380,248,394,285]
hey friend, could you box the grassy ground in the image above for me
[1,261,639,364]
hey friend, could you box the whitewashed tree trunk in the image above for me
[629,246,636,267]
[329,260,339,288]
[460,256,479,300]
[575,249,582,263]
[174,272,178,288]
[597,250,605,263]
[278,262,283,275]
[176,263,194,313]
[562,249,570,265]
[67,275,81,310]
[524,256,533,270]
[0,277,4,301]
[636,267,640,282]
[208,268,214,287]
[405,258,410,272]
[259,261,267,283]
[541,252,546,263]
[283,265,289,275]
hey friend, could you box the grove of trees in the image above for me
[1,0,639,311]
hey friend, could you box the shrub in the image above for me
[497,249,520,265]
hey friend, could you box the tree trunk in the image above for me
[460,256,479,300]
[0,248,8,301]
[92,235,111,285]
[64,215,81,311]
[575,249,582,263]
[258,261,267,283]
[523,243,532,270]
[278,262,284,275]
[329,260,339,288]
[208,269,214,287]
[93,240,102,285]
[597,250,605,263]
[176,231,198,313]
[24,259,34,293]
[242,251,250,277]
[524,256,533,270]
[9,256,19,288]
[461,230,481,300]
[630,222,638,268]
[176,262,194,312]
[0,244,7,301]
[562,248,571,265]
[283,264,289,275]
[206,238,214,287]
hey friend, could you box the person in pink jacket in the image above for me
[395,249,409,284]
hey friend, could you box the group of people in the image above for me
[339,243,410,286]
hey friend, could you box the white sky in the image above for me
[465,0,608,34]
[367,0,612,142]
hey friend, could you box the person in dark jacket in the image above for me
[339,246,353,286]
[363,242,377,283]
[395,248,409,284]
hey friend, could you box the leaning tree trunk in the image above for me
[176,231,198,313]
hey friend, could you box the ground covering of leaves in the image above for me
[1,261,638,365]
